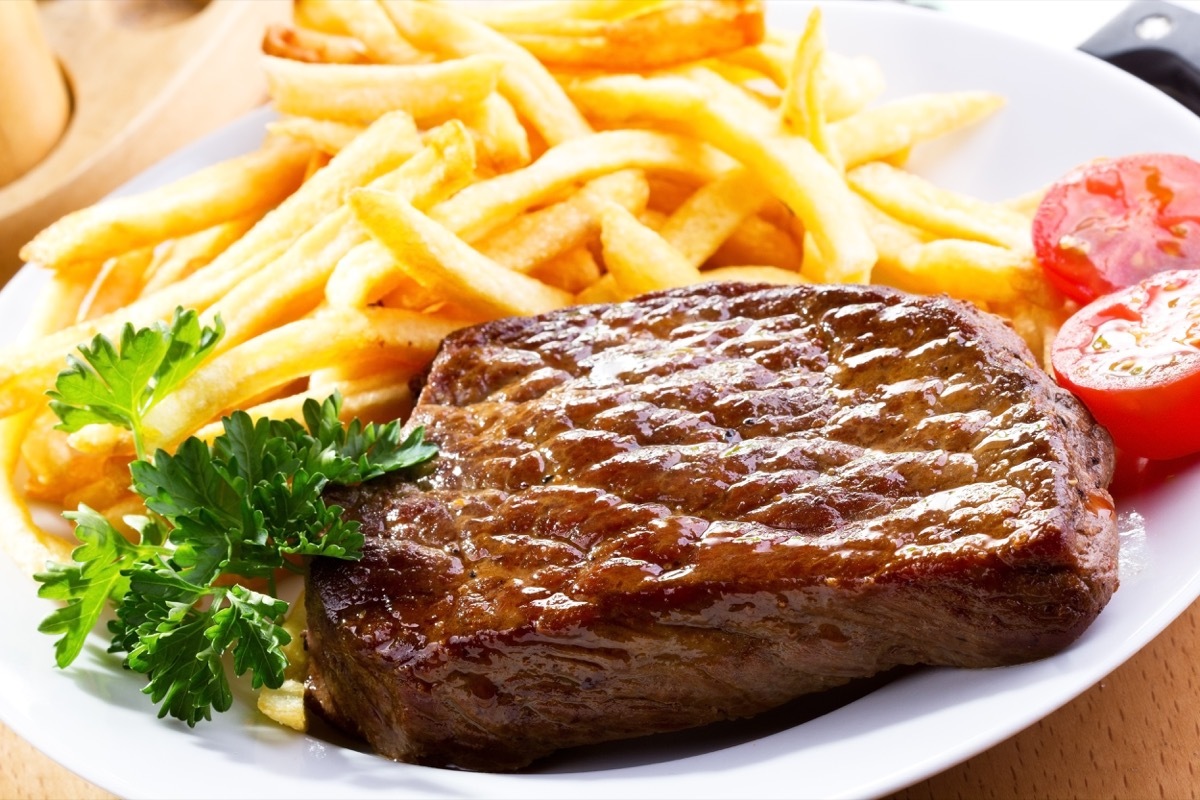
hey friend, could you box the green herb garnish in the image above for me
[34,310,436,725]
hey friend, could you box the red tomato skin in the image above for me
[1033,154,1200,305]
[1051,270,1200,460]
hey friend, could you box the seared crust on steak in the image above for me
[306,282,1118,771]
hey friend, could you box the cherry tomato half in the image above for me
[1033,153,1200,305]
[1052,269,1200,460]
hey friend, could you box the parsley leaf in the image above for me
[36,314,437,727]
[47,308,223,459]
[35,507,159,668]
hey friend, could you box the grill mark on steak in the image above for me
[305,282,1118,771]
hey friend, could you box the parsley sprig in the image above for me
[34,310,436,725]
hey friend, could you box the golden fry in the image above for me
[380,0,592,145]
[566,70,875,282]
[20,139,312,274]
[263,53,503,125]
[575,273,622,305]
[24,271,93,336]
[530,246,603,294]
[463,0,663,29]
[708,214,804,271]
[779,9,839,169]
[76,247,155,322]
[475,169,648,273]
[832,91,1005,169]
[701,265,807,285]
[139,216,260,296]
[0,111,428,420]
[658,168,765,267]
[351,187,574,318]
[599,202,702,298]
[496,0,765,71]
[211,119,476,350]
[848,161,1032,250]
[262,23,370,64]
[458,93,532,173]
[894,238,1040,304]
[293,0,427,64]
[144,307,468,451]
[266,117,370,155]
[430,130,732,243]
[0,412,72,574]
[819,52,886,122]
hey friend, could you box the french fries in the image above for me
[263,53,504,124]
[470,0,765,71]
[564,70,877,283]
[2,0,1070,734]
[20,139,313,274]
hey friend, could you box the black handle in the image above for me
[1079,0,1200,115]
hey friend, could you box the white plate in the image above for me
[4,3,1200,798]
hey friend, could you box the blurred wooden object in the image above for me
[0,1,70,189]
[0,0,292,283]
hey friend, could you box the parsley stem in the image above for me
[130,422,146,463]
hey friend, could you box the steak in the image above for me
[305,282,1118,771]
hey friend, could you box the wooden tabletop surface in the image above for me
[4,593,1200,799]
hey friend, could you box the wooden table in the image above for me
[4,595,1200,799]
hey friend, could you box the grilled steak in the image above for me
[305,282,1118,771]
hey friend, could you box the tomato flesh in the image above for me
[1052,269,1200,459]
[1033,154,1200,305]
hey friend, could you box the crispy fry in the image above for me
[701,265,807,285]
[263,53,504,125]
[658,168,765,267]
[819,52,886,122]
[779,9,839,169]
[566,71,875,282]
[141,307,468,452]
[430,130,732,243]
[849,191,934,292]
[210,119,476,351]
[294,0,427,63]
[380,0,592,145]
[645,175,701,214]
[599,202,702,298]
[139,216,260,296]
[462,0,663,28]
[266,117,370,155]
[529,246,603,293]
[0,411,72,574]
[575,273,622,304]
[495,0,765,71]
[262,23,370,64]
[257,590,311,731]
[474,169,648,273]
[60,460,138,514]
[0,111,427,420]
[24,271,93,336]
[192,374,416,443]
[832,92,1005,169]
[351,187,574,318]
[894,239,1040,304]
[20,139,312,274]
[848,161,1032,250]
[458,93,532,173]
[708,214,804,271]
[19,409,112,503]
[76,247,155,322]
